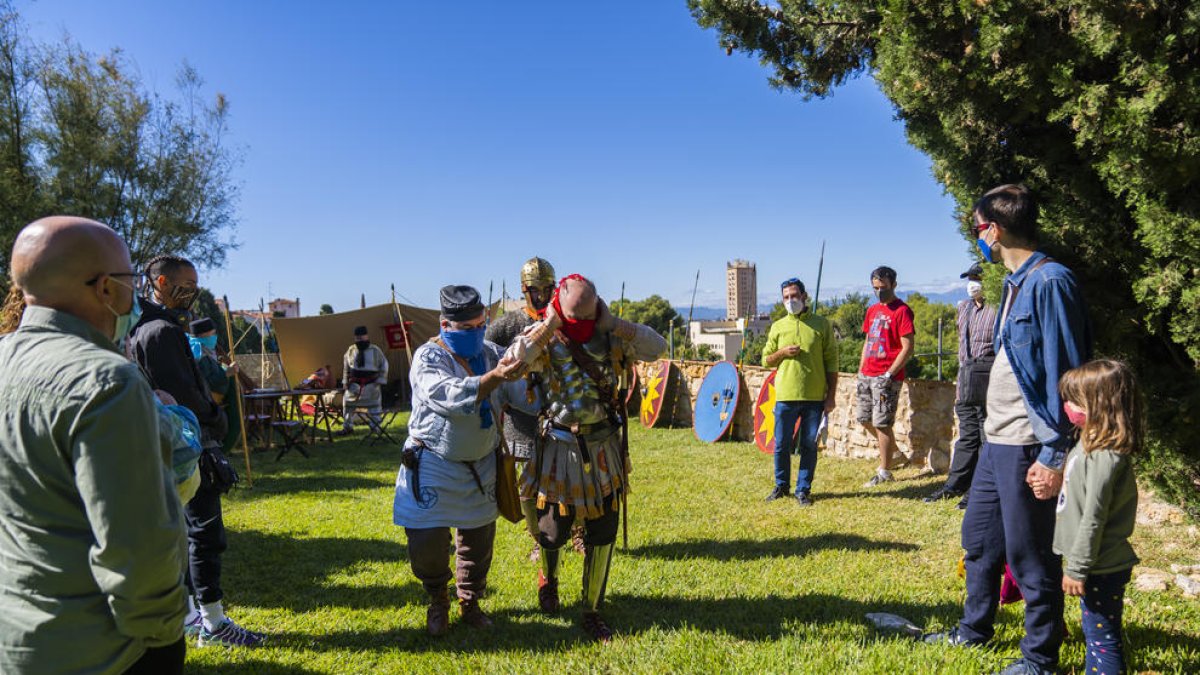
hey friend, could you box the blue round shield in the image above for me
[693,361,742,443]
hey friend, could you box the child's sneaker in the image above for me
[197,618,265,648]
[863,470,894,488]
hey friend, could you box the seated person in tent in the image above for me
[341,325,389,434]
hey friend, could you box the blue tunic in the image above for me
[393,340,503,529]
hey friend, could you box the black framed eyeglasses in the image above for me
[85,272,148,293]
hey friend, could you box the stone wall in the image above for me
[634,360,958,473]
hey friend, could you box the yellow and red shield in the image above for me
[639,359,672,428]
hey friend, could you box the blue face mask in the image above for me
[107,293,142,347]
[440,325,486,359]
[188,334,218,359]
[976,238,995,264]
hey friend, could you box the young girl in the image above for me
[1055,359,1142,675]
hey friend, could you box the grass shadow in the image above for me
[229,473,394,499]
[185,659,322,675]
[819,481,942,502]
[224,529,421,612]
[628,533,918,561]
[609,591,960,642]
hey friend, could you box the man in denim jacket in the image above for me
[925,185,1091,675]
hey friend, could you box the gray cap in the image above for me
[960,262,984,279]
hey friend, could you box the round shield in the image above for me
[639,359,672,428]
[625,367,641,417]
[753,370,801,454]
[693,361,742,443]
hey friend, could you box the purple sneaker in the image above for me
[197,618,265,648]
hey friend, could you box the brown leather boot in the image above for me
[581,611,613,643]
[426,586,450,637]
[459,600,494,630]
[537,569,560,614]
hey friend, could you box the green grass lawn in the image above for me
[189,415,1200,674]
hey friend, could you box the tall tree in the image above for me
[690,0,1200,513]
[0,2,238,281]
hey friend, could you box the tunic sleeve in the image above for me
[625,322,668,362]
[411,345,482,417]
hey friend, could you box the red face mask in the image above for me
[1065,406,1087,429]
[552,274,597,344]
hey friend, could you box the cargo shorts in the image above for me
[855,373,902,428]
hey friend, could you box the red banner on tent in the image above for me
[384,322,414,350]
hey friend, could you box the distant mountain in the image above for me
[675,306,727,321]
[675,290,966,322]
[901,289,968,305]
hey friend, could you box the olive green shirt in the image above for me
[762,311,838,402]
[0,307,186,674]
[1053,442,1139,581]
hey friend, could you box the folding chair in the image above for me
[351,408,401,446]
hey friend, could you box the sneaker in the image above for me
[582,611,613,643]
[956,493,969,510]
[863,471,894,488]
[795,491,814,507]
[765,485,788,502]
[992,657,1056,675]
[197,618,265,648]
[183,614,203,639]
[335,427,354,437]
[921,626,982,647]
[923,486,963,503]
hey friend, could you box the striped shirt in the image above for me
[957,298,997,363]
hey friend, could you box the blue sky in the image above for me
[18,1,975,314]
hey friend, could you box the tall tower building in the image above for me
[726,259,757,320]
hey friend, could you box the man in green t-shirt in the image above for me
[762,278,839,506]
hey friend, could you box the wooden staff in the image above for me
[222,295,254,487]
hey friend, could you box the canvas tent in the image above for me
[272,302,441,392]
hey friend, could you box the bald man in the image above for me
[0,217,187,674]
[501,274,666,642]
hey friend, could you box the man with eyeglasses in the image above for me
[128,254,264,649]
[923,184,1091,675]
[762,277,839,506]
[0,217,187,674]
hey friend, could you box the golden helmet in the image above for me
[520,257,556,288]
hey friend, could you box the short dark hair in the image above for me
[974,184,1038,243]
[870,266,897,284]
[145,254,195,281]
[779,277,805,293]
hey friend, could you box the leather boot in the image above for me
[426,585,450,637]
[581,542,615,641]
[538,546,561,614]
[459,599,494,629]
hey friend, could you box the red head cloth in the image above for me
[551,273,597,344]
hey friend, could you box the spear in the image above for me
[813,240,826,311]
[222,295,253,487]
[487,280,494,319]
[684,269,700,352]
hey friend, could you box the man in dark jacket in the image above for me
[128,254,264,649]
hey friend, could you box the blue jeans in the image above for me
[960,442,1064,669]
[1080,568,1131,674]
[773,401,824,494]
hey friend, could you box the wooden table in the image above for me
[243,389,310,460]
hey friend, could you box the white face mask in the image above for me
[967,281,983,299]
[783,298,806,315]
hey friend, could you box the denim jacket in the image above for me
[993,251,1092,470]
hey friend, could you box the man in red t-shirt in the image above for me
[855,266,915,487]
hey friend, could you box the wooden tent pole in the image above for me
[222,295,253,488]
